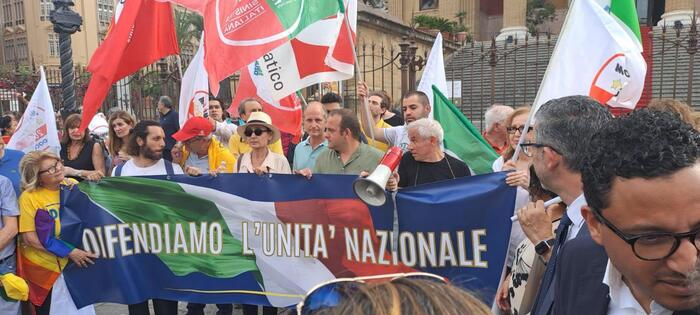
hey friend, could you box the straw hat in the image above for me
[237,112,281,143]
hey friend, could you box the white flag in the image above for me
[8,66,60,155]
[417,33,448,118]
[533,0,646,112]
[179,32,209,127]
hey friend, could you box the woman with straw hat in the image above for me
[235,112,291,174]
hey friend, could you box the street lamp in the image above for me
[50,0,83,119]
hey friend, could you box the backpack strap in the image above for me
[236,156,243,173]
[163,159,175,176]
[114,163,125,177]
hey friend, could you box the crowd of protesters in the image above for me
[0,86,699,315]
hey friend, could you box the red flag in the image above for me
[80,0,179,130]
[230,65,302,138]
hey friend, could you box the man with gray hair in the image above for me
[517,96,613,315]
[482,104,513,155]
[396,118,470,188]
[157,95,179,161]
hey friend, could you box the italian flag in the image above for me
[160,0,343,96]
[534,0,645,111]
[77,177,411,306]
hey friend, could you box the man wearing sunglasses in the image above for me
[572,109,700,314]
[520,96,613,315]
[228,98,283,160]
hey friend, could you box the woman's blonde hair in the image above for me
[108,110,136,156]
[502,106,532,160]
[312,278,491,315]
[20,151,60,192]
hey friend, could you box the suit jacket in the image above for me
[552,227,700,315]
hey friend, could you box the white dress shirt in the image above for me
[565,193,587,241]
[603,260,673,315]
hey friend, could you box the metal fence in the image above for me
[2,22,699,130]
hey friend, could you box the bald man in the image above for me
[292,101,328,170]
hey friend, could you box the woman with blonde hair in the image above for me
[17,151,96,314]
[107,110,136,170]
[59,114,105,181]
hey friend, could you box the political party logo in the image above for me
[215,0,306,46]
[12,107,48,151]
[187,90,210,119]
[589,53,645,109]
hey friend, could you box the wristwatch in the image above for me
[535,238,555,255]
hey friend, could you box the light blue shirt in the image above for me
[0,175,19,259]
[292,138,328,170]
[185,152,210,172]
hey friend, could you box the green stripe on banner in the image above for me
[268,0,341,38]
[609,0,642,43]
[78,177,259,278]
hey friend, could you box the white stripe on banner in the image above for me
[178,183,335,307]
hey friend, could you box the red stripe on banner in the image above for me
[275,199,415,278]
[608,25,653,116]
[290,40,337,78]
[16,252,61,306]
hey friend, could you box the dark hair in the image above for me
[329,108,362,141]
[647,99,698,130]
[127,120,162,156]
[582,109,700,213]
[158,95,173,108]
[321,92,343,106]
[402,90,430,108]
[209,95,225,108]
[61,113,90,145]
[368,91,390,108]
[534,96,612,172]
[0,116,12,135]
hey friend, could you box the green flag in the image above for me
[432,86,499,174]
[608,0,642,44]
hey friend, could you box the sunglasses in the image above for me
[295,272,446,314]
[244,127,270,137]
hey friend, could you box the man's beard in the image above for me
[140,145,162,161]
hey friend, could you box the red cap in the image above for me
[172,117,212,142]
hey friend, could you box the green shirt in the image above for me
[313,143,383,175]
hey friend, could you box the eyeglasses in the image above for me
[519,142,559,157]
[295,272,446,315]
[506,125,533,135]
[38,160,62,175]
[244,127,269,137]
[592,209,700,261]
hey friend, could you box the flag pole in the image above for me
[176,55,184,81]
[341,1,375,140]
[509,0,577,163]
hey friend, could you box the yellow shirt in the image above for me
[363,119,391,152]
[228,133,283,160]
[18,179,77,269]
[179,137,237,172]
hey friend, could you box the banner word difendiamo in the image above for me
[59,173,515,307]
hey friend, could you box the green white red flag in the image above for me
[158,0,343,96]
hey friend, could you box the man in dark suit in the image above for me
[517,96,612,315]
[565,109,700,314]
[157,95,179,162]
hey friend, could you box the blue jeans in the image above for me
[0,253,21,315]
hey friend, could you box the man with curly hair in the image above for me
[577,109,700,314]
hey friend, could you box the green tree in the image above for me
[526,0,556,35]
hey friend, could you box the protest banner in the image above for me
[57,173,515,307]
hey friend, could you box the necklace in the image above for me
[414,155,456,186]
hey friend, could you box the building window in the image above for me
[15,36,27,64]
[48,33,59,57]
[97,0,114,29]
[3,39,13,63]
[2,0,12,27]
[12,0,22,25]
[40,0,53,21]
[419,0,437,10]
